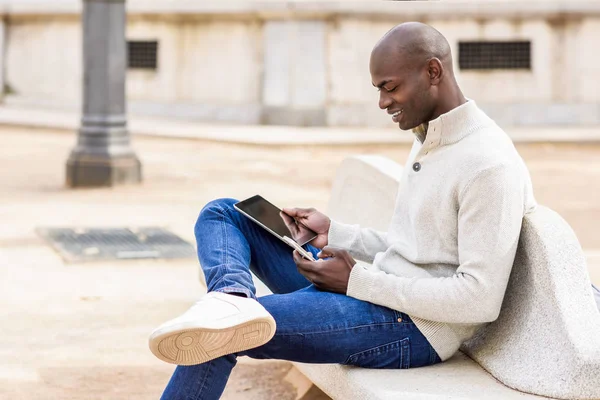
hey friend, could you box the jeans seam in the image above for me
[348,340,401,359]
[214,203,230,290]
[401,338,410,369]
[193,360,213,400]
[275,322,400,336]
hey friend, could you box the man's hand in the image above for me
[282,207,331,249]
[293,246,356,294]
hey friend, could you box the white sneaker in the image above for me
[148,292,276,366]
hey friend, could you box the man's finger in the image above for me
[294,262,318,284]
[283,207,314,219]
[317,245,338,259]
[293,250,319,271]
[292,249,301,263]
[293,249,310,266]
[282,207,302,217]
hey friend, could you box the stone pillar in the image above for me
[66,0,141,188]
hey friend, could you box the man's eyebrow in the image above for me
[372,79,391,89]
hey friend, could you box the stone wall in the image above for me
[0,18,5,100]
[1,0,600,127]
[5,16,81,106]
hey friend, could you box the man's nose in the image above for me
[379,91,392,110]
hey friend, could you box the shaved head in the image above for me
[373,22,452,71]
[370,22,465,133]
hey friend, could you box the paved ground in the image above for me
[0,126,599,399]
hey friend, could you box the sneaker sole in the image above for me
[149,317,276,366]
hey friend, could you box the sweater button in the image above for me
[413,162,421,172]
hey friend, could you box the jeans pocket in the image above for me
[345,338,411,369]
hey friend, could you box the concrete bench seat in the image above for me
[256,155,600,400]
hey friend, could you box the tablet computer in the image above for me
[234,195,317,260]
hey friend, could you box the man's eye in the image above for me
[386,87,397,93]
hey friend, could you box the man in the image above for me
[149,22,538,399]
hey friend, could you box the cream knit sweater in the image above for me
[328,100,537,361]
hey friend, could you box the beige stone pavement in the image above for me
[0,126,599,400]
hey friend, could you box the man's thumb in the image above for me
[283,207,305,217]
[317,246,336,259]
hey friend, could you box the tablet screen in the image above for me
[234,195,318,246]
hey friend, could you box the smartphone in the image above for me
[234,195,317,261]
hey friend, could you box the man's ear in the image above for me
[427,58,443,85]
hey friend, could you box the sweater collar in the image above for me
[412,100,493,147]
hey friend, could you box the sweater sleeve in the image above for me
[328,220,388,263]
[346,164,525,324]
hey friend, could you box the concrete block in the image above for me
[292,21,327,108]
[594,285,600,314]
[295,353,546,400]
[283,366,315,400]
[263,21,290,108]
[262,20,327,108]
[325,155,403,230]
[589,252,600,286]
[462,206,600,399]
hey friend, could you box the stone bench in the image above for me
[257,155,600,400]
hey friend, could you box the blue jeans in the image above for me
[161,198,442,399]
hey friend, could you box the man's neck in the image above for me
[429,88,467,123]
[414,89,467,142]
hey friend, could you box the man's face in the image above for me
[370,50,436,131]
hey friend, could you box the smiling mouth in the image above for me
[391,110,403,123]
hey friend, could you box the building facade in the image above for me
[1,0,599,127]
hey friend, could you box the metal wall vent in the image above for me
[127,41,158,70]
[458,41,531,70]
[37,227,195,263]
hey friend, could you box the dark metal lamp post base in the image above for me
[66,152,141,188]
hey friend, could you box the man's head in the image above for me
[370,22,460,131]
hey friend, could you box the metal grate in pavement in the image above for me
[36,227,196,263]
